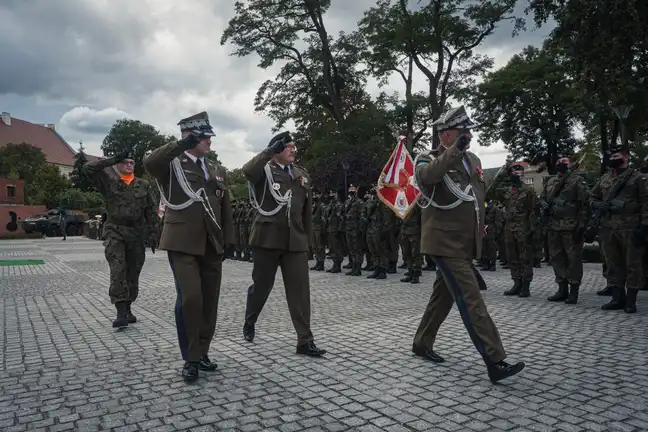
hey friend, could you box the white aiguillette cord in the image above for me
[155,158,221,230]
[413,153,480,226]
[248,163,293,225]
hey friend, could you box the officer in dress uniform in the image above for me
[412,106,524,383]
[144,111,235,382]
[242,131,326,357]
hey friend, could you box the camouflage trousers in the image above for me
[388,230,399,264]
[481,237,497,261]
[601,228,645,290]
[548,230,583,284]
[346,229,363,264]
[504,230,533,281]
[312,229,326,262]
[497,233,506,260]
[401,231,422,271]
[367,229,388,267]
[327,231,342,262]
[104,236,146,304]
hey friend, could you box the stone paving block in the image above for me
[0,238,646,431]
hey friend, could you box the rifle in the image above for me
[583,167,635,242]
[536,155,585,228]
[484,158,514,199]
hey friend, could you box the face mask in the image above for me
[509,174,521,184]
[556,163,569,173]
[608,158,623,169]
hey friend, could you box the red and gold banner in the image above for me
[376,137,420,219]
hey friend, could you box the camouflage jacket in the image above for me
[504,183,537,232]
[541,173,589,231]
[364,197,381,232]
[590,168,648,229]
[401,204,421,234]
[345,197,364,231]
[312,200,324,230]
[84,156,159,245]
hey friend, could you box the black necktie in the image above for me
[195,158,202,169]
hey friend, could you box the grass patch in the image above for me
[0,259,45,266]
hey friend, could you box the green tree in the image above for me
[469,45,581,173]
[394,0,523,148]
[101,119,169,176]
[221,0,366,137]
[56,188,104,212]
[31,165,71,208]
[527,0,648,154]
[226,168,249,200]
[0,142,46,182]
[70,146,97,192]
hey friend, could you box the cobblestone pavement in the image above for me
[1,237,647,432]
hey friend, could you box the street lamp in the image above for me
[612,105,633,147]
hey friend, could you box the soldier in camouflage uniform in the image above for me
[232,202,241,259]
[400,204,422,284]
[496,202,507,267]
[337,189,350,269]
[84,151,159,328]
[540,157,590,304]
[360,187,374,271]
[345,185,366,275]
[364,189,387,279]
[481,201,499,271]
[385,208,401,274]
[533,219,543,268]
[590,144,648,313]
[503,163,538,297]
[310,190,326,271]
[326,190,343,273]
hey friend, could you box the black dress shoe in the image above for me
[412,344,445,363]
[296,341,326,357]
[199,355,217,371]
[487,360,525,383]
[243,324,255,342]
[182,362,199,382]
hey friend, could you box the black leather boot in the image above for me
[351,261,362,276]
[548,281,569,301]
[400,269,413,283]
[343,259,353,269]
[297,341,326,357]
[366,266,380,279]
[376,266,387,279]
[182,361,199,382]
[126,302,137,323]
[624,289,638,313]
[398,261,408,269]
[518,280,531,297]
[597,286,613,296]
[504,279,521,296]
[112,302,129,329]
[601,286,625,310]
[326,261,342,273]
[565,284,580,304]
[387,262,397,274]
[410,270,421,284]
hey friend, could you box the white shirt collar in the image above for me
[184,151,209,179]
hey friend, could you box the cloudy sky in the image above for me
[0,0,553,169]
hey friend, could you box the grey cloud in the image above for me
[60,106,131,135]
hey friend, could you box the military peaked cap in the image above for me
[268,131,293,148]
[432,105,478,132]
[608,142,629,154]
[178,111,215,137]
[510,163,525,172]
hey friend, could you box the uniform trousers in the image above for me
[168,244,222,363]
[245,248,314,345]
[413,256,506,366]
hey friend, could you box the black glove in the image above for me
[178,133,200,149]
[572,228,584,243]
[583,226,597,243]
[455,134,470,151]
[268,131,292,154]
[539,200,550,211]
[631,226,648,247]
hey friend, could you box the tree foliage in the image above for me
[70,149,97,192]
[101,119,171,177]
[469,45,581,173]
[526,0,648,153]
[31,165,71,208]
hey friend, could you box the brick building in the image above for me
[0,178,47,237]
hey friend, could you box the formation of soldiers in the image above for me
[227,183,438,284]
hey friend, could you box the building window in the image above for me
[524,178,534,185]
[6,185,16,198]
